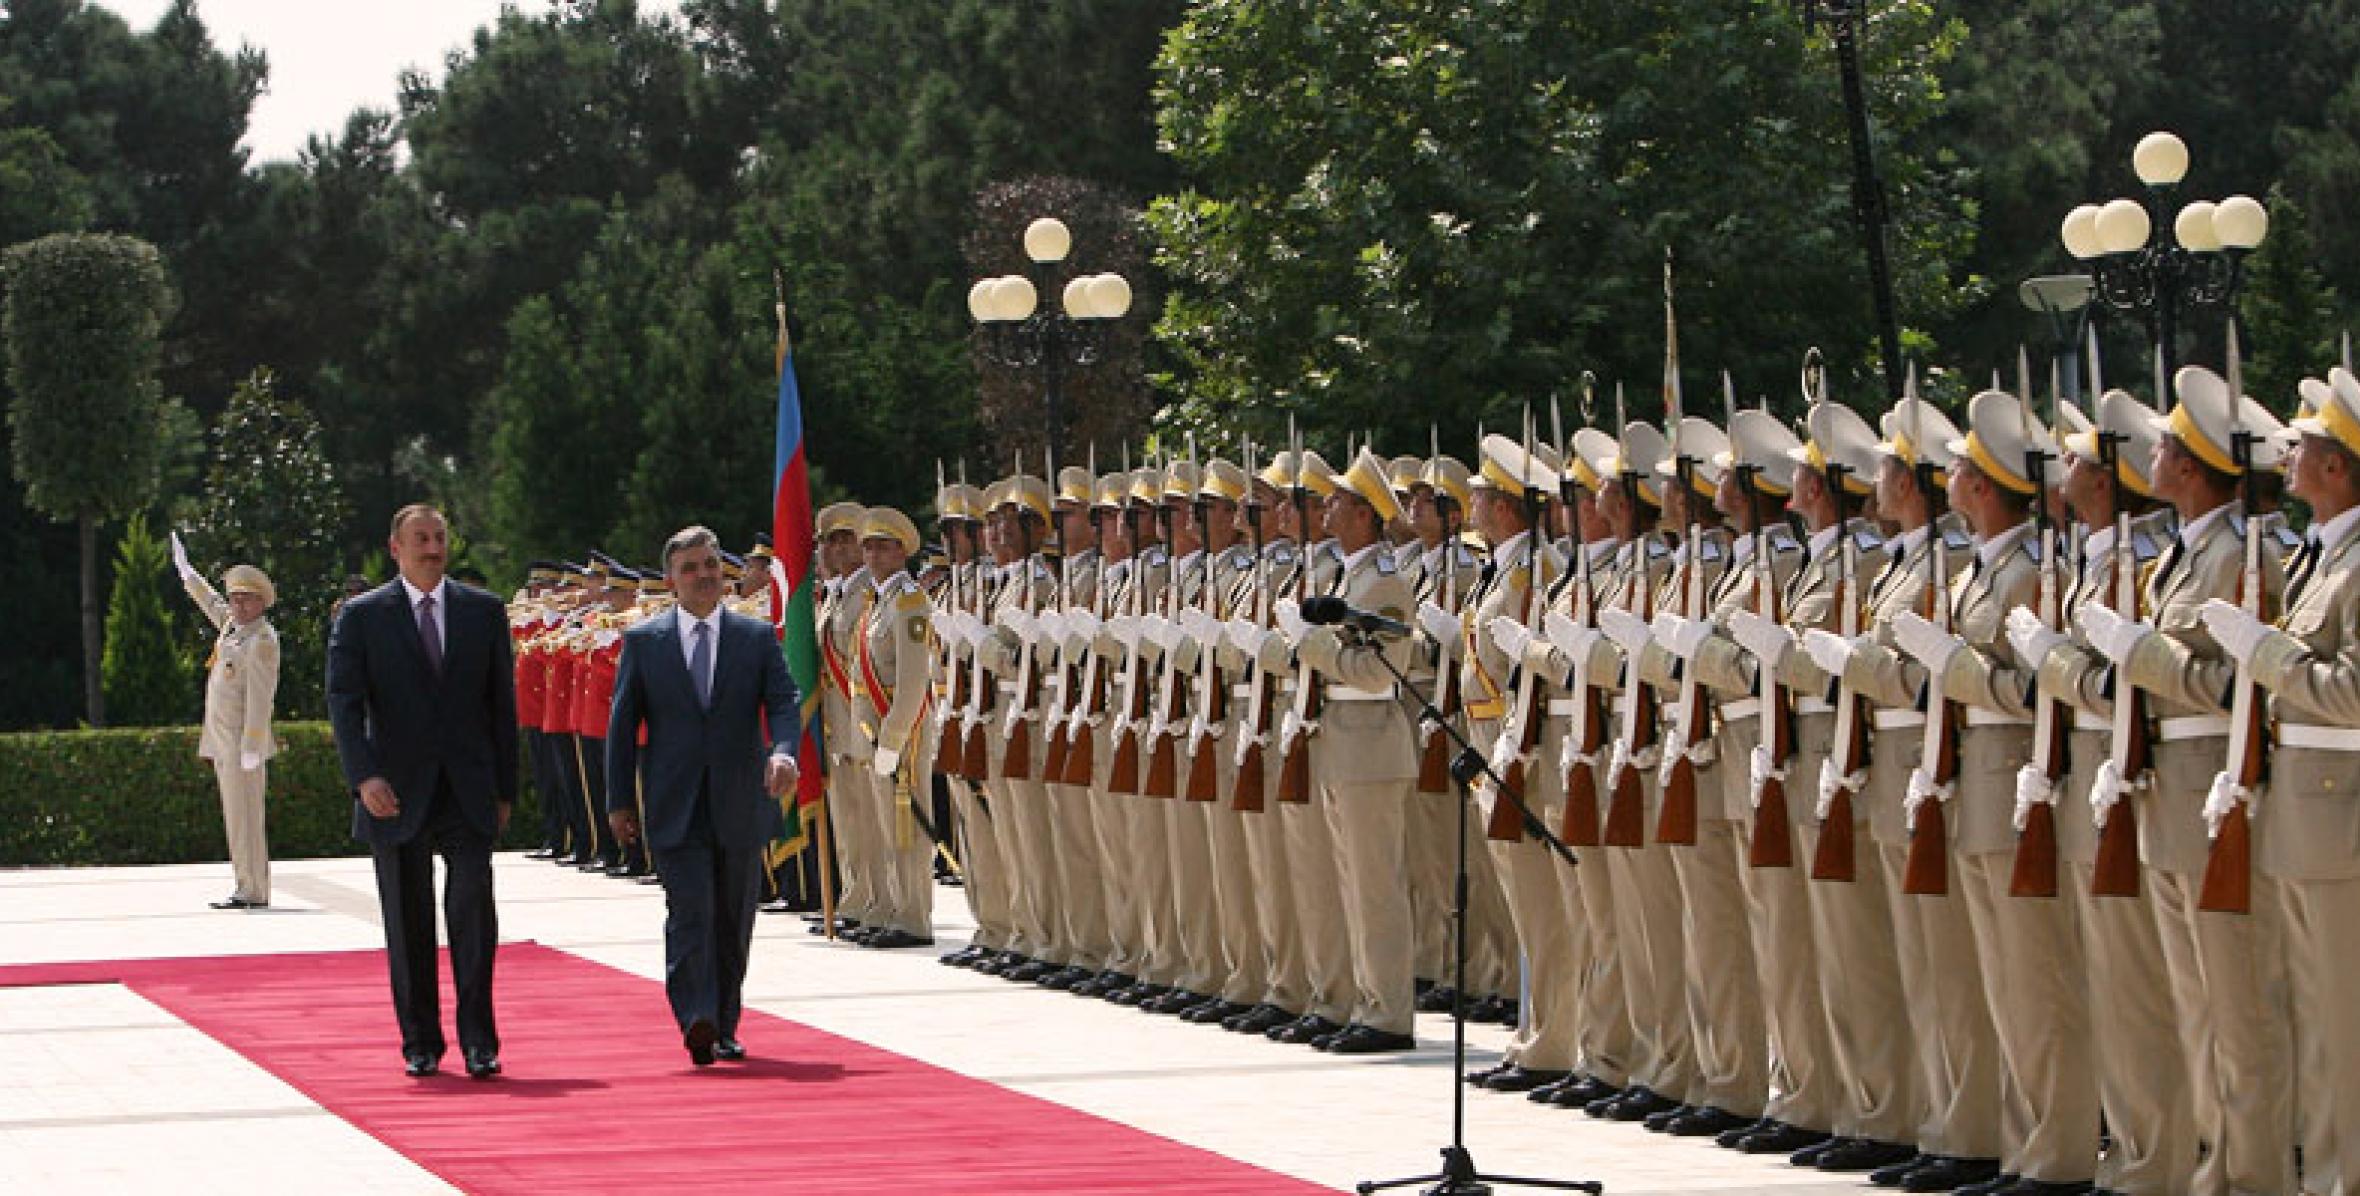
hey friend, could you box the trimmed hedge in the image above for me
[0,722,546,867]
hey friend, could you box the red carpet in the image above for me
[1,944,1334,1194]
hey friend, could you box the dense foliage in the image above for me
[0,0,2352,730]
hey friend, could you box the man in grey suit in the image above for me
[327,503,519,1080]
[607,525,803,1066]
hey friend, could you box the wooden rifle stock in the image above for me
[1747,519,1794,869]
[1040,668,1071,781]
[1655,698,1704,845]
[2199,554,2266,914]
[1143,679,1180,798]
[1900,705,1954,894]
[1601,553,1656,849]
[1809,691,1868,881]
[1560,685,1605,847]
[2090,538,2147,897]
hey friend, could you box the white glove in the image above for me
[1109,614,1140,650]
[1486,615,1532,663]
[1255,626,1293,673]
[239,750,265,772]
[1001,608,1037,642]
[1727,609,1792,673]
[1224,617,1258,654]
[2012,763,2057,831]
[1145,615,1180,653]
[1597,607,1651,654]
[2202,770,2251,838]
[1034,610,1067,646]
[2004,605,2064,671]
[1642,618,1718,665]
[1747,743,1777,807]
[1890,612,1963,676]
[1543,610,1601,674]
[1179,608,1217,645]
[2088,758,2128,829]
[1418,600,1459,645]
[1274,598,1306,647]
[1815,757,1864,821]
[1066,608,1102,653]
[170,531,197,583]
[1488,732,1522,779]
[2199,598,2271,668]
[2075,602,2152,667]
[872,746,901,780]
[1802,629,1856,677]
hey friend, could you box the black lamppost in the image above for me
[968,217,1132,461]
[2060,132,2269,404]
[1799,0,1904,401]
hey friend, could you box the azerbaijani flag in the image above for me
[767,300,826,869]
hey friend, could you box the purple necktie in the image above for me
[419,592,443,676]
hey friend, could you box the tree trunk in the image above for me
[81,512,105,727]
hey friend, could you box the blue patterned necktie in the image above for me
[690,621,713,709]
[418,592,443,676]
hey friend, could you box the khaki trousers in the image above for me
[877,735,937,938]
[1482,715,1583,1072]
[1604,793,1695,1100]
[1409,782,1456,981]
[1726,714,1835,1134]
[830,758,883,925]
[1203,732,1268,1007]
[1045,780,1110,970]
[2280,875,2360,1196]
[1280,771,1354,1024]
[947,774,1014,951]
[1085,727,1149,979]
[1163,797,1223,997]
[1535,717,1628,1083]
[1670,812,1768,1117]
[2150,866,2296,1196]
[1239,760,1308,1012]
[2063,730,2196,1195]
[1958,849,2099,1183]
[1325,772,1417,1034]
[211,757,270,904]
[1881,841,2005,1160]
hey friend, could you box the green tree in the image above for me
[2,231,175,726]
[2237,186,2345,408]
[186,370,351,720]
[100,513,198,727]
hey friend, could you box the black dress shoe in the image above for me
[1141,988,1205,1015]
[870,930,936,949]
[808,917,858,937]
[1789,1136,1848,1167]
[1990,1181,2094,1196]
[685,1018,718,1067]
[714,1038,746,1062]
[635,871,663,885]
[1003,960,1056,982]
[1899,1157,2001,1192]
[939,946,984,968]
[1717,1117,1779,1149]
[1480,1066,1569,1094]
[526,847,559,860]
[1108,983,1166,1007]
[1415,985,1459,1013]
[1037,965,1093,990]
[403,1052,440,1077]
[1464,1061,1517,1087]
[1323,1025,1417,1054]
[1545,1076,1619,1108]
[1224,1004,1294,1034]
[1464,995,1512,1024]
[209,897,267,910]
[1268,1015,1344,1045]
[463,1049,501,1079]
[1738,1123,1829,1155]
[1951,1173,2019,1196]
[1871,1153,1935,1187]
[1072,970,1130,997]
[1819,1140,1920,1173]
[1182,999,1248,1025]
[1596,1086,1678,1122]
[1642,1103,1694,1132]
[1527,1075,1582,1103]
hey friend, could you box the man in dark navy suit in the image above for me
[327,503,519,1079]
[607,525,802,1065]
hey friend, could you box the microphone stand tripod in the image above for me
[1347,624,1600,1196]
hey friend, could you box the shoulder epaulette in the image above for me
[2274,524,2303,552]
[2019,537,2042,566]
[1375,551,1398,576]
[1698,538,1726,563]
[895,591,927,612]
[2131,531,2161,562]
[1271,545,1299,566]
[1942,527,1973,551]
[1645,538,1672,560]
[1851,526,1885,552]
[1767,526,1803,553]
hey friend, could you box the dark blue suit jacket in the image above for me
[605,609,802,853]
[326,580,520,845]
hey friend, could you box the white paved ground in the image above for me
[0,855,1875,1194]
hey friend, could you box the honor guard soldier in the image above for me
[854,506,936,947]
[975,475,1064,978]
[1799,390,2001,1190]
[2204,366,2360,1191]
[174,540,281,911]
[2060,365,2294,1195]
[2015,388,2195,1194]
[1032,464,1114,989]
[1072,470,1153,998]
[821,502,884,939]
[514,562,566,860]
[1892,389,2098,1194]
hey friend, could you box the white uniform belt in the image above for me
[1721,698,1761,721]
[1231,684,1255,701]
[2073,712,2109,732]
[997,681,1019,696]
[2280,722,2360,751]
[1963,709,2030,728]
[2157,715,2231,741]
[1328,684,1397,702]
[1547,698,1581,716]
[1795,697,1833,716]
[1872,710,1925,731]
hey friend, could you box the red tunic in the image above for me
[543,641,579,736]
[515,630,546,728]
[574,634,619,743]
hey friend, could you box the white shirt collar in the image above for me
[1889,524,1931,557]
[399,576,448,611]
[1806,523,1842,558]
[2081,524,2117,566]
[2179,501,2234,548]
[675,603,723,640]
[1975,520,2032,569]
[1585,537,1619,565]
[1728,533,1758,568]
[1338,539,1383,574]
[1492,529,1531,565]
[2313,504,2360,552]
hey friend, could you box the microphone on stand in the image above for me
[1299,594,1412,639]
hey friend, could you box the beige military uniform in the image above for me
[1266,539,1354,1027]
[937,560,1014,953]
[1043,548,1113,973]
[825,570,886,931]
[978,555,1065,967]
[1228,537,1309,1015]
[1177,542,1262,1010]
[188,574,280,905]
[1838,518,2002,1162]
[2250,503,2360,1193]
[860,570,937,938]
[1690,523,1837,1136]
[1412,539,1520,1006]
[2053,502,2294,1194]
[1081,553,1151,984]
[1934,520,2097,1185]
[2031,513,2195,1194]
[1299,539,1420,1033]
